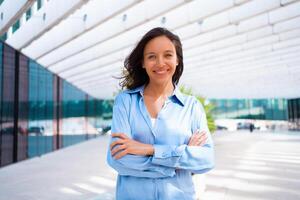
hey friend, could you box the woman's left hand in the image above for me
[110,133,154,159]
[188,130,207,146]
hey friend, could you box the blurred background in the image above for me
[0,0,299,200]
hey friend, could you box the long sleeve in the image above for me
[106,92,176,178]
[151,99,215,174]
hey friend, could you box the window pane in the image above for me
[17,53,29,161]
[1,43,15,166]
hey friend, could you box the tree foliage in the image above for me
[179,86,216,133]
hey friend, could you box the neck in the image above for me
[144,81,174,99]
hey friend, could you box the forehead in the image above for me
[144,36,176,53]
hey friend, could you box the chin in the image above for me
[151,77,173,85]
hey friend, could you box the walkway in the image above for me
[203,131,300,200]
[0,136,116,200]
[0,131,300,200]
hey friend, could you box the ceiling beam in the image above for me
[0,0,35,35]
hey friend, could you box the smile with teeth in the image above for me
[154,69,169,74]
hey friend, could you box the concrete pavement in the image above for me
[0,135,116,200]
[1,131,300,200]
[202,131,300,200]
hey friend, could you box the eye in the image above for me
[147,55,156,59]
[165,54,173,58]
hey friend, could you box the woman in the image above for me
[107,27,214,200]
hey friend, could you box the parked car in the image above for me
[96,125,111,135]
[237,122,260,130]
[216,125,228,130]
[237,122,251,130]
[1,126,27,135]
[28,126,44,136]
[102,125,111,134]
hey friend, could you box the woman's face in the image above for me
[143,36,178,85]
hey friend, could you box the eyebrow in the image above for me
[145,50,175,55]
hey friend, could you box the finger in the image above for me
[197,132,206,140]
[190,132,206,146]
[111,133,128,139]
[111,133,121,137]
[196,134,205,142]
[111,133,124,138]
[198,135,208,146]
[197,130,206,135]
[189,139,198,146]
[194,129,205,135]
[110,139,124,150]
[114,149,128,160]
[198,132,206,140]
[188,135,197,145]
[188,133,201,145]
[111,144,126,156]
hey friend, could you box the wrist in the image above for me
[145,144,154,155]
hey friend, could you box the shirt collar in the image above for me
[124,85,145,96]
[125,84,185,106]
[172,86,185,106]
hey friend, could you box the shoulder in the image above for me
[178,92,201,107]
[114,91,131,106]
[181,94,205,113]
[114,87,140,105]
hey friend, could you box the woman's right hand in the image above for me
[110,133,154,159]
[188,130,207,146]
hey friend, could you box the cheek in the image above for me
[168,58,177,67]
[144,60,155,68]
[169,62,177,72]
[144,66,154,76]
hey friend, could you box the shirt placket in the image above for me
[153,98,171,134]
[139,95,157,138]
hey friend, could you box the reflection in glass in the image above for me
[210,99,288,120]
[0,41,114,168]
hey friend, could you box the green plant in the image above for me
[179,85,216,133]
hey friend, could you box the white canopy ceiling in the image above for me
[2,0,300,99]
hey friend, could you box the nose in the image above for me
[156,56,165,67]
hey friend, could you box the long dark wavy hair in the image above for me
[119,27,184,90]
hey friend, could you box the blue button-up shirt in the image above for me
[107,85,214,200]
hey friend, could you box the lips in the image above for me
[153,69,169,74]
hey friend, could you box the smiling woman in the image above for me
[142,35,178,86]
[106,27,215,200]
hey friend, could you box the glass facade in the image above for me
[0,33,7,41]
[61,81,87,147]
[288,98,300,131]
[28,60,54,157]
[17,53,28,161]
[0,41,113,167]
[209,99,288,120]
[1,43,15,166]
